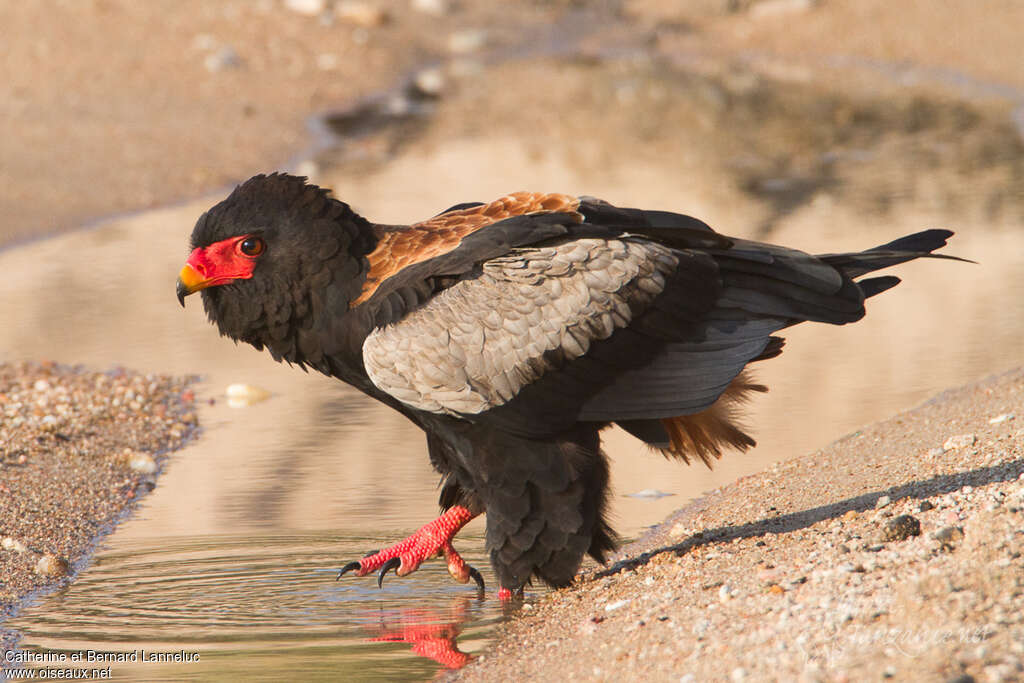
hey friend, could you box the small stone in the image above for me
[447,29,487,54]
[411,0,447,15]
[718,584,735,602]
[316,53,339,71]
[128,451,157,474]
[605,599,629,611]
[336,2,390,27]
[225,383,270,407]
[943,434,976,451]
[875,495,892,509]
[881,515,922,542]
[204,46,242,72]
[284,0,326,15]
[625,488,674,499]
[945,675,977,683]
[2,537,28,553]
[39,415,59,431]
[33,379,50,392]
[34,554,71,577]
[989,414,1014,424]
[919,500,935,512]
[749,0,816,20]
[933,526,965,548]
[412,68,445,97]
[767,584,785,595]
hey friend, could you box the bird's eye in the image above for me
[239,236,265,257]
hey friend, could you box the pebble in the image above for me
[718,584,735,602]
[933,526,965,548]
[316,53,339,71]
[943,434,977,451]
[626,489,674,499]
[127,451,158,474]
[989,414,1014,424]
[605,599,629,612]
[880,514,922,542]
[875,495,892,508]
[447,29,487,54]
[749,0,816,20]
[225,383,270,407]
[336,2,390,27]
[283,0,327,15]
[919,500,935,512]
[34,554,70,577]
[204,46,242,72]
[2,537,28,553]
[412,68,446,97]
[411,0,448,14]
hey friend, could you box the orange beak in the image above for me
[176,263,211,306]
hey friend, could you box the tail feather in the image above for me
[656,370,767,468]
[856,275,901,299]
[819,229,970,278]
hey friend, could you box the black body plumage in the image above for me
[183,173,962,591]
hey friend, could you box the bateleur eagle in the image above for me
[176,173,960,598]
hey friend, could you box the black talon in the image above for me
[468,566,486,592]
[338,561,362,580]
[377,557,401,588]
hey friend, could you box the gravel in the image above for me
[455,369,1024,682]
[0,361,197,649]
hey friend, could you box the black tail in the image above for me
[817,229,972,300]
[819,229,970,278]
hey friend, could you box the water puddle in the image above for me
[6,533,498,680]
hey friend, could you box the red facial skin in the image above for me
[182,235,262,291]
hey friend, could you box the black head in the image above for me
[177,173,374,363]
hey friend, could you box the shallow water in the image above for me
[3,56,1024,679]
[7,533,498,680]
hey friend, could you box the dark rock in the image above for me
[881,514,922,542]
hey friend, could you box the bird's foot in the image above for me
[338,505,483,590]
[497,586,525,602]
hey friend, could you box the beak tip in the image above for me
[176,279,189,308]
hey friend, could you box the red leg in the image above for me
[497,586,525,602]
[338,505,484,589]
[370,614,471,669]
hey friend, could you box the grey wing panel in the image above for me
[361,238,678,416]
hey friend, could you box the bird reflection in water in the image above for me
[364,598,480,670]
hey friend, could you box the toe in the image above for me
[377,556,402,588]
